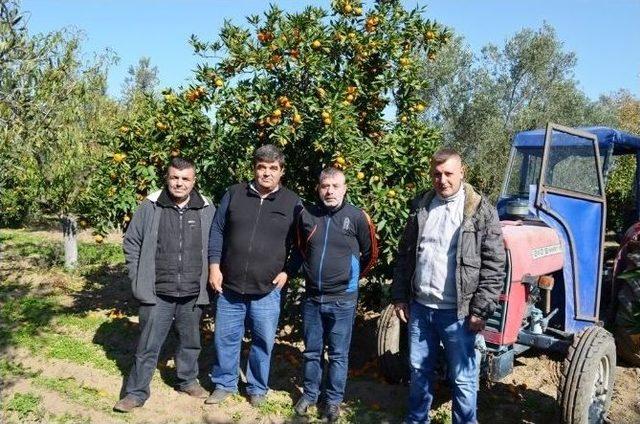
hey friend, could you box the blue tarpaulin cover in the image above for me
[513,126,640,154]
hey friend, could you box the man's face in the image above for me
[254,160,284,192]
[318,173,347,208]
[166,166,196,202]
[431,156,464,198]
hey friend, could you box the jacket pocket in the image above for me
[460,252,480,296]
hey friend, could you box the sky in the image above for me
[21,0,640,100]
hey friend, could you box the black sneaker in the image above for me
[324,403,340,423]
[204,389,232,405]
[293,397,315,416]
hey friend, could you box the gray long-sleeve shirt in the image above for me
[414,187,465,309]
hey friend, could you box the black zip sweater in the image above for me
[295,201,378,302]
[155,188,204,297]
[208,182,301,295]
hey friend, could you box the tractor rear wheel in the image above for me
[614,277,640,366]
[376,304,409,384]
[558,326,616,424]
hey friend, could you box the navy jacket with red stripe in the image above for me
[295,201,378,302]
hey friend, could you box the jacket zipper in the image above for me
[178,208,183,296]
[242,197,264,294]
[317,216,331,302]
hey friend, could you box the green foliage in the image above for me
[422,24,612,199]
[85,0,450,285]
[186,0,447,276]
[606,154,637,234]
[0,1,119,227]
[599,91,640,233]
[3,392,42,420]
[82,89,213,235]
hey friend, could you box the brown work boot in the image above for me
[178,382,208,399]
[113,395,143,413]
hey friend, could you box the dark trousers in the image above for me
[125,294,202,402]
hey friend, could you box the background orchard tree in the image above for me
[420,24,611,198]
[81,79,213,238]
[596,90,640,232]
[0,0,119,268]
[186,0,450,299]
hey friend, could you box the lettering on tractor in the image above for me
[377,124,640,424]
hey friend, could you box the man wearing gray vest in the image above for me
[114,157,214,412]
[391,149,505,424]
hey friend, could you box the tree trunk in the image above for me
[61,214,78,269]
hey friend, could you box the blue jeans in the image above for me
[210,289,281,396]
[301,298,357,405]
[125,295,202,402]
[407,302,478,424]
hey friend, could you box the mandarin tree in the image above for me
[190,0,449,289]
[80,86,213,237]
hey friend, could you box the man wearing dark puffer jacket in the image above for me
[392,149,505,424]
[292,167,378,423]
[114,157,215,413]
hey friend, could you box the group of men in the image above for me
[113,144,505,424]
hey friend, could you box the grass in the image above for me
[3,392,43,420]
[342,399,394,423]
[0,294,60,349]
[54,311,110,334]
[431,406,453,424]
[0,358,38,380]
[16,332,121,375]
[49,412,92,424]
[256,393,295,418]
[0,228,124,271]
[32,375,127,422]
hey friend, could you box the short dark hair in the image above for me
[167,157,196,174]
[319,166,345,182]
[253,144,285,168]
[431,148,461,166]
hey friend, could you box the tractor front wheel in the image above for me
[614,276,640,366]
[376,304,409,384]
[558,326,616,424]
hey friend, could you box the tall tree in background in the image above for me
[121,56,159,101]
[422,24,611,197]
[0,0,118,268]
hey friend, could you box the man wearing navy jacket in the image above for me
[293,167,378,422]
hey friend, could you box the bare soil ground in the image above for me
[1,228,639,423]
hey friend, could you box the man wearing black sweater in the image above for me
[205,145,301,407]
[293,167,378,422]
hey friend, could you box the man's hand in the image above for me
[468,314,486,332]
[272,271,288,289]
[394,302,409,323]
[208,264,223,293]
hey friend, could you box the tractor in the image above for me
[376,123,640,423]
